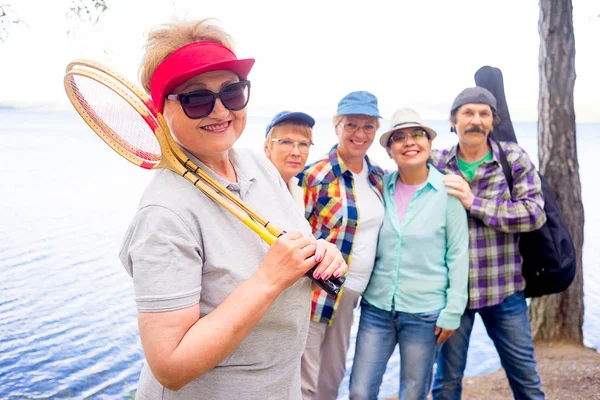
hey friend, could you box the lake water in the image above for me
[1,109,598,399]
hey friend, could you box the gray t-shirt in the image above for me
[119,148,312,400]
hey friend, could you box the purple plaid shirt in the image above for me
[430,139,546,309]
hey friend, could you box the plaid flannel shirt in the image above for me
[298,145,384,324]
[429,139,546,309]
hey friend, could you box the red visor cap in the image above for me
[150,41,255,112]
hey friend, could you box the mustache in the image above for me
[465,126,486,134]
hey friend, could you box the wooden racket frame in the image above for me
[66,59,283,238]
[64,64,275,245]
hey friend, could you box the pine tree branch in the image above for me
[66,0,108,25]
[0,4,24,43]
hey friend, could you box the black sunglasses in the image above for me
[166,80,251,119]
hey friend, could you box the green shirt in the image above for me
[456,150,493,181]
[362,166,470,329]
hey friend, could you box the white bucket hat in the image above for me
[379,108,437,147]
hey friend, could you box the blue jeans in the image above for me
[432,291,544,400]
[349,299,441,400]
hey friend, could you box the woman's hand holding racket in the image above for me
[256,233,347,295]
[256,232,315,294]
[312,239,347,282]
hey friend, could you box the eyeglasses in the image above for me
[389,129,429,144]
[166,80,251,119]
[339,121,377,135]
[271,138,313,154]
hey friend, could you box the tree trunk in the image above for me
[529,0,584,343]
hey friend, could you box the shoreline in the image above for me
[386,342,600,400]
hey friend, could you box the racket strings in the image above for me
[68,74,162,166]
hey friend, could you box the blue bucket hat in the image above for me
[337,91,381,118]
[265,111,315,136]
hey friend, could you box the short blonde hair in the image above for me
[264,121,313,148]
[332,114,381,130]
[139,19,234,94]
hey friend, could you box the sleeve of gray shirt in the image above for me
[120,205,203,313]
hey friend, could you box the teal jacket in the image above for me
[362,166,469,329]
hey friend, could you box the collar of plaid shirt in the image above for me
[305,144,384,187]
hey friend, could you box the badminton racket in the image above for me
[63,59,344,296]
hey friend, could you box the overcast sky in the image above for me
[1,0,599,121]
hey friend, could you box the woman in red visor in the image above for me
[119,19,347,399]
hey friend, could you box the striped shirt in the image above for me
[298,145,385,324]
[429,139,546,309]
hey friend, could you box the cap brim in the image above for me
[154,58,255,111]
[265,111,315,137]
[337,107,381,118]
[164,57,255,91]
[274,112,315,128]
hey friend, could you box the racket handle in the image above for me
[305,266,346,298]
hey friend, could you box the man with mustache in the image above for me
[429,87,546,400]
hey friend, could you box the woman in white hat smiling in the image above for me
[348,108,469,400]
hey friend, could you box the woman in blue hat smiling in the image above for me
[298,91,386,400]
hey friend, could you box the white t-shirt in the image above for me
[343,160,385,293]
[288,176,305,214]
